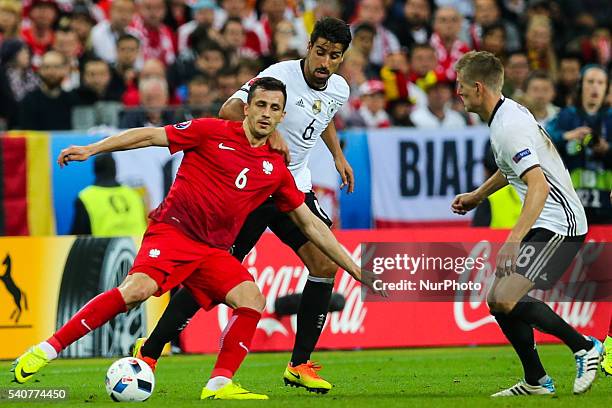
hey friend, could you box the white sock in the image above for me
[37,341,58,360]
[206,376,232,391]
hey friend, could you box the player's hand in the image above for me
[353,268,387,297]
[563,126,591,141]
[268,130,291,165]
[57,145,94,167]
[451,192,482,215]
[495,240,520,277]
[335,156,355,193]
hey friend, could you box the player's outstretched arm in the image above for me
[288,204,383,295]
[321,122,354,193]
[452,169,508,215]
[57,127,169,167]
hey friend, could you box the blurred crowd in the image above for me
[0,0,608,132]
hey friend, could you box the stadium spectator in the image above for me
[379,50,411,104]
[430,6,470,81]
[71,153,147,237]
[554,53,582,107]
[387,99,415,126]
[579,24,612,67]
[109,33,140,96]
[91,0,136,64]
[120,76,174,128]
[130,0,176,65]
[390,0,432,50]
[174,75,218,121]
[345,79,391,128]
[525,15,557,80]
[21,0,60,68]
[351,0,400,66]
[219,17,258,66]
[479,23,507,60]
[19,50,78,130]
[76,58,123,104]
[177,0,218,56]
[73,58,123,129]
[216,67,238,103]
[0,0,22,42]
[0,39,39,102]
[408,44,442,109]
[410,81,467,128]
[163,0,190,33]
[122,58,173,106]
[269,19,303,61]
[502,51,529,98]
[547,65,612,224]
[216,0,258,31]
[339,49,368,96]
[302,0,343,34]
[523,70,559,126]
[168,40,226,90]
[350,22,379,78]
[468,0,520,52]
[52,28,83,91]
[70,3,96,52]
[236,58,261,85]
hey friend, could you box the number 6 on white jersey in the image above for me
[235,168,250,189]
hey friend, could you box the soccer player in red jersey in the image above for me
[11,78,377,400]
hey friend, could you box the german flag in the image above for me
[0,132,55,235]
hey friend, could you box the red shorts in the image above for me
[129,221,254,310]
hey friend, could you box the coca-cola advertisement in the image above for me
[180,227,612,353]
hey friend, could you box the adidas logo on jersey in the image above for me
[295,98,305,108]
[263,160,274,175]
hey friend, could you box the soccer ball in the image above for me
[105,357,155,402]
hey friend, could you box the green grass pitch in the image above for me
[1,345,609,407]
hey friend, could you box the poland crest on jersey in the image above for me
[263,160,273,175]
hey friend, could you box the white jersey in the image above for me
[489,97,588,236]
[230,60,350,192]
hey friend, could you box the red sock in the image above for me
[210,307,261,379]
[608,315,612,338]
[47,288,127,353]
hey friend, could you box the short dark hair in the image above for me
[353,22,376,37]
[482,22,506,38]
[221,17,243,34]
[247,77,287,109]
[310,17,352,53]
[525,70,553,88]
[117,33,140,46]
[82,57,109,74]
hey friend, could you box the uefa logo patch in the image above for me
[174,121,192,130]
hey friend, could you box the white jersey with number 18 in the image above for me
[489,97,588,236]
[229,59,350,192]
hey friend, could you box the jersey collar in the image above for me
[300,59,328,91]
[488,97,505,127]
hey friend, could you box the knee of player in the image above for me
[309,259,338,279]
[235,292,265,312]
[496,300,517,315]
[119,276,156,305]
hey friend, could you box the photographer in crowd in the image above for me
[547,65,612,223]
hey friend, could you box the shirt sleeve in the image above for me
[272,166,305,212]
[497,122,541,178]
[164,118,216,154]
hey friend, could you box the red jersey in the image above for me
[150,118,305,249]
